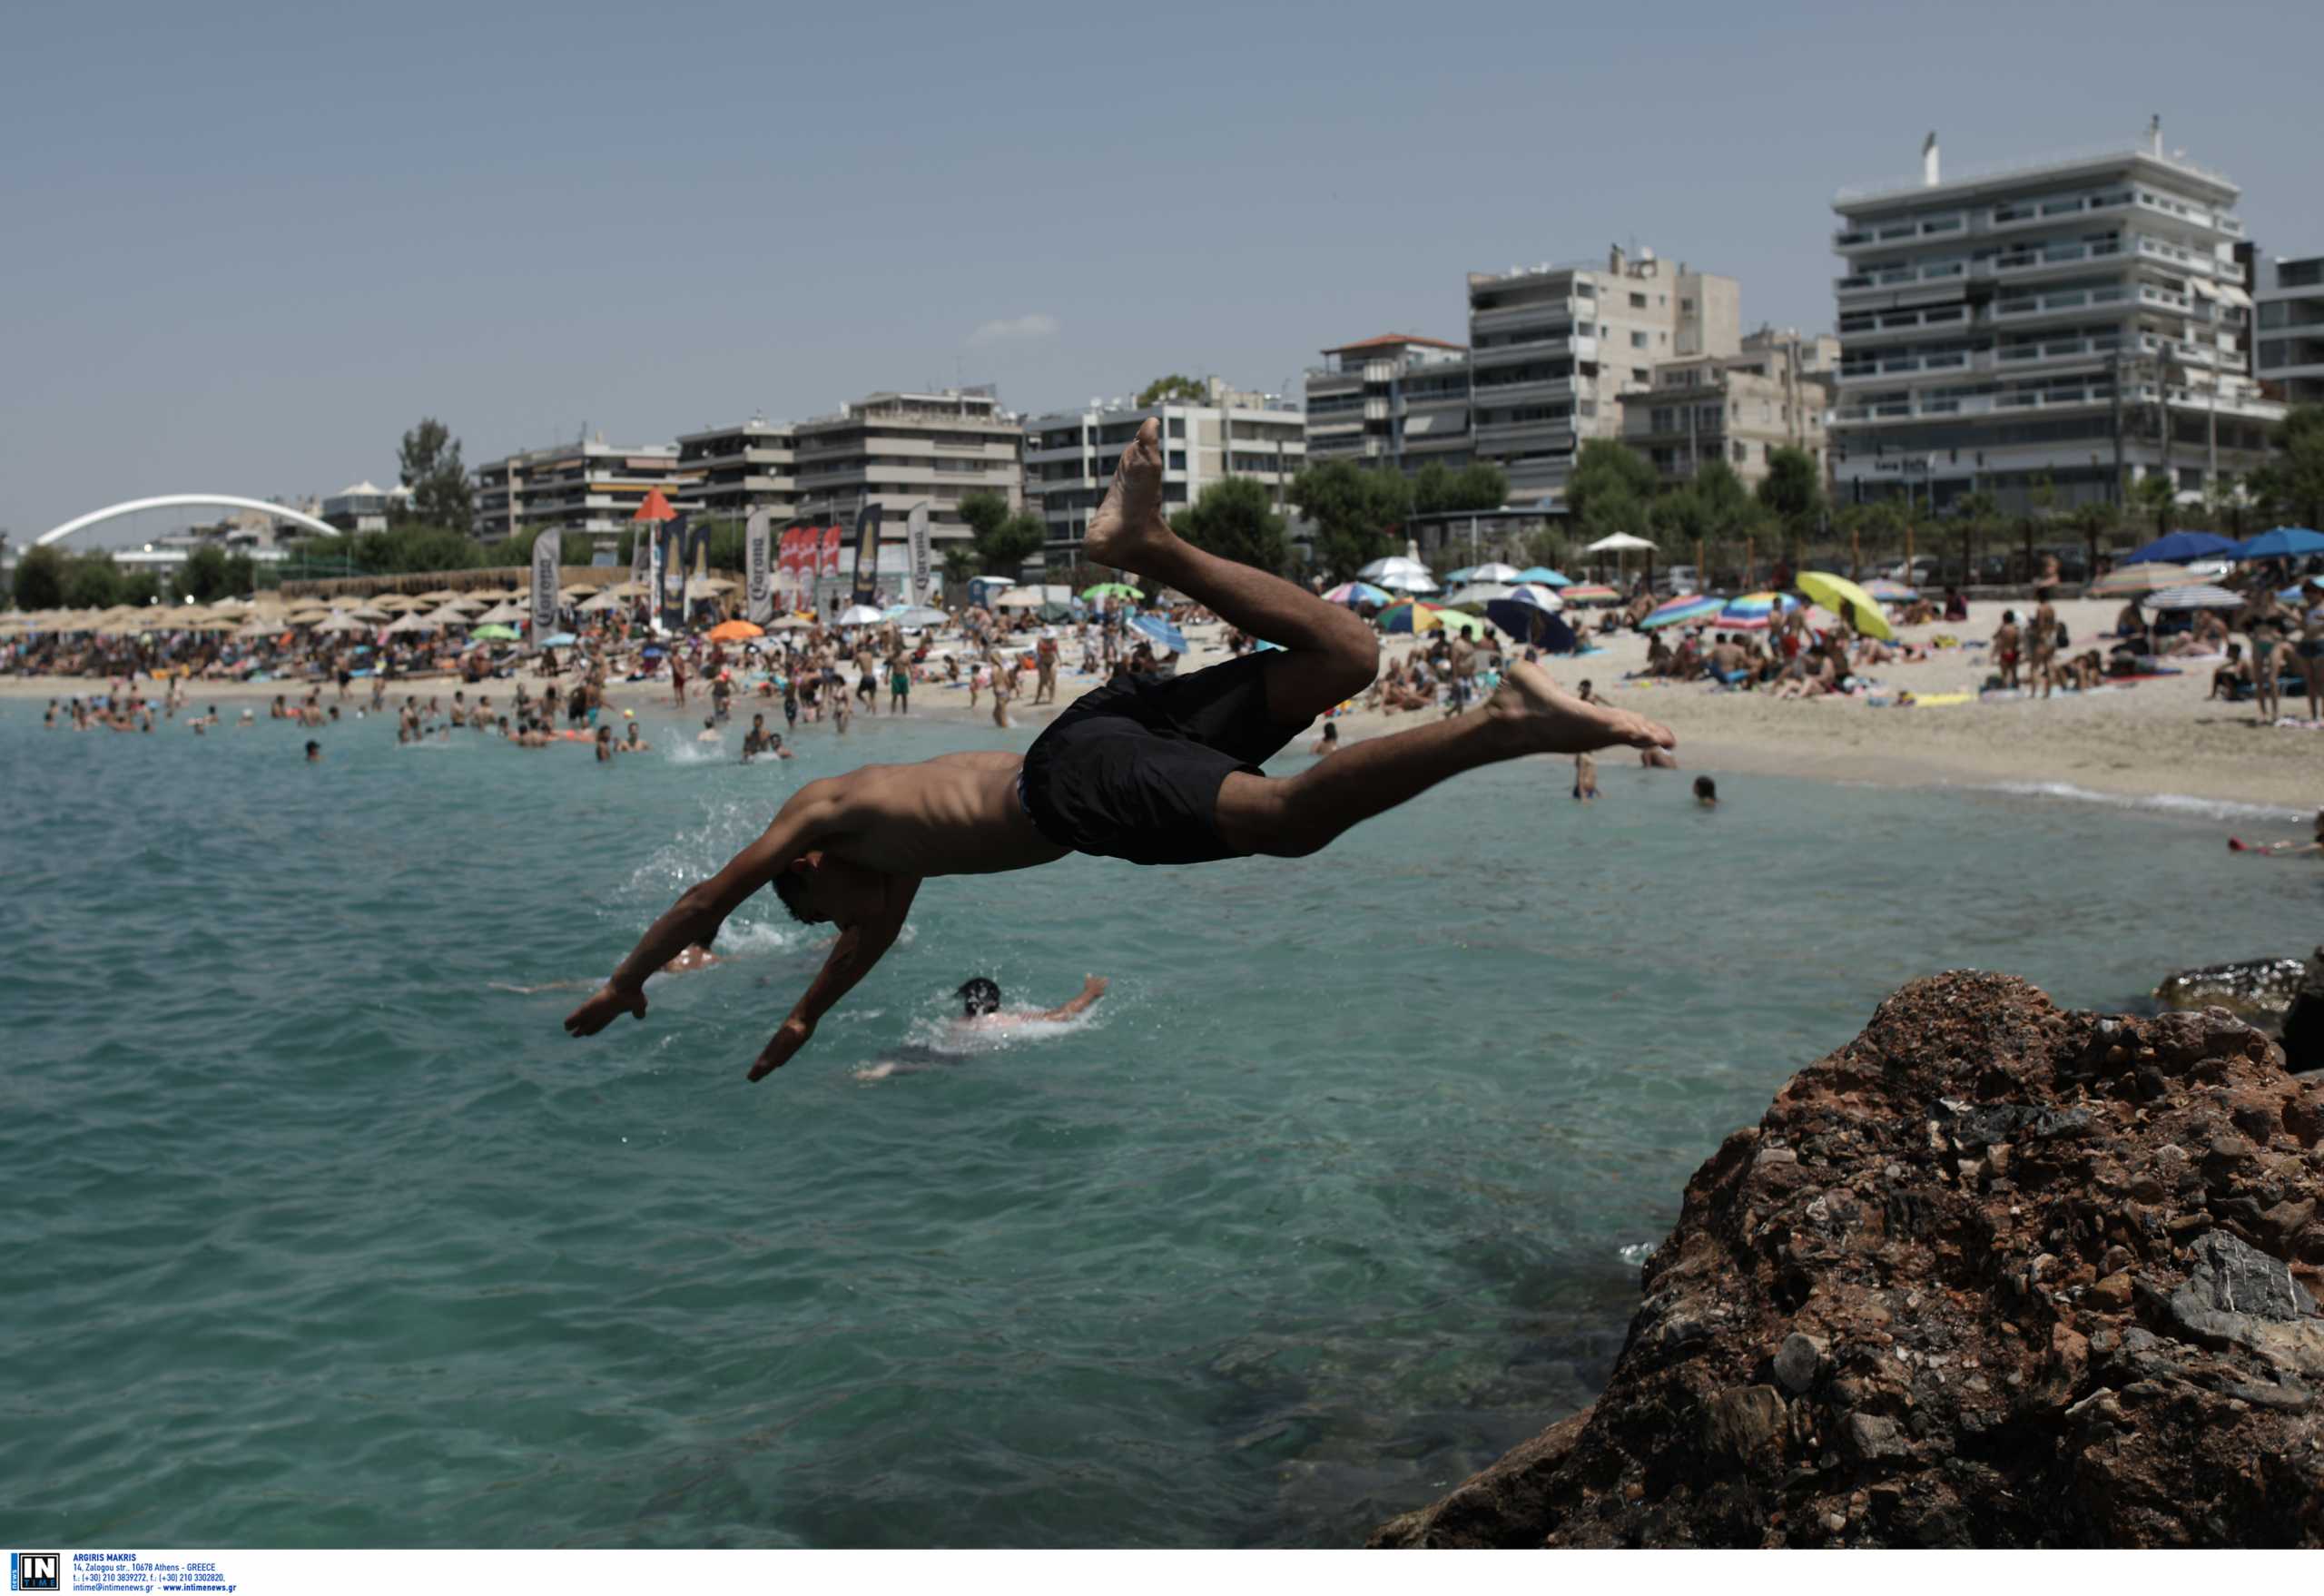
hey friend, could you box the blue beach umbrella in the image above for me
[2230,527,2324,562]
[1514,566,1571,586]
[1128,614,1188,655]
[539,631,578,648]
[2121,529,2238,566]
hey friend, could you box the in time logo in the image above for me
[10,1552,59,1591]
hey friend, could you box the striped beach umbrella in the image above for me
[1861,578,1918,602]
[1717,591,1800,631]
[1641,594,1726,630]
[2144,584,2246,612]
[1377,600,1452,634]
[1323,580,1392,607]
[1558,583,1622,606]
[2086,562,2195,598]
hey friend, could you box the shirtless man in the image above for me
[2028,588,2060,699]
[565,419,1673,1079]
[955,973,1108,1029]
[1992,610,2022,690]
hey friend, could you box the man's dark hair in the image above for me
[772,866,817,923]
[1693,775,1718,802]
[958,977,1001,1017]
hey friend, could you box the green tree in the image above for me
[1136,374,1208,407]
[958,489,1010,547]
[13,544,65,609]
[2129,470,2175,542]
[1171,477,1288,573]
[940,544,980,586]
[967,505,1046,581]
[181,543,231,603]
[1756,447,1826,539]
[399,419,475,531]
[1411,460,1456,517]
[1951,489,1999,586]
[1287,460,1411,577]
[60,550,124,609]
[1565,439,1658,534]
[2250,403,2324,529]
[1450,462,1508,512]
[2070,500,2117,574]
[122,570,164,607]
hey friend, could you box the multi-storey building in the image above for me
[1624,328,1838,491]
[675,418,798,524]
[2255,251,2324,405]
[320,480,412,534]
[1301,334,1472,473]
[1024,379,1305,559]
[1828,128,2280,513]
[1466,247,1742,505]
[471,438,695,547]
[788,389,1022,549]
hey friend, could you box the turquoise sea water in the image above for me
[4,697,2319,1548]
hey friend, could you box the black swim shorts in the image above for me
[1019,653,1298,865]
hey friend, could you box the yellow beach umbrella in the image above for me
[1796,572,1895,642]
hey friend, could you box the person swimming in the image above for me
[953,974,1108,1029]
[1694,775,1718,807]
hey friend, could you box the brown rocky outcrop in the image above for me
[1371,971,2324,1548]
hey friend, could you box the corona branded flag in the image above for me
[631,523,652,589]
[777,523,806,609]
[530,529,562,640]
[745,509,773,626]
[684,518,709,585]
[821,523,843,580]
[906,503,932,606]
[851,504,883,606]
[658,516,691,633]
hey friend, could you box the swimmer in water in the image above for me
[953,973,1108,1030]
[566,419,1671,1079]
[2229,808,2324,856]
[1308,722,1340,757]
[1694,774,1718,807]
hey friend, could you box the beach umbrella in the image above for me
[1323,580,1392,607]
[1717,592,1800,631]
[2086,562,2196,598]
[1861,578,1918,603]
[836,604,886,626]
[685,576,733,599]
[1443,566,1477,585]
[1486,599,1579,652]
[312,614,369,635]
[707,619,763,642]
[1642,594,1726,630]
[1585,532,1656,553]
[415,588,461,603]
[1442,582,1518,611]
[1129,614,1189,654]
[631,489,677,526]
[469,601,528,626]
[468,623,520,642]
[768,615,815,631]
[2228,527,2324,562]
[992,586,1046,608]
[1557,584,1622,606]
[1358,555,1431,583]
[1465,561,1523,583]
[576,591,625,613]
[1502,583,1564,610]
[383,611,441,634]
[1514,566,1571,586]
[2144,584,2247,612]
[345,605,391,623]
[885,605,949,627]
[564,584,599,598]
[538,631,579,648]
[1795,571,1896,641]
[2122,530,2239,566]
[1376,600,1452,634]
[1376,568,1440,594]
[1082,582,1142,600]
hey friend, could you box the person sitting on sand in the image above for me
[1943,586,1969,623]
[1308,722,1340,757]
[566,419,1672,1079]
[953,973,1109,1030]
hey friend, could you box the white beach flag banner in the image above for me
[745,508,773,626]
[529,529,560,639]
[907,502,932,606]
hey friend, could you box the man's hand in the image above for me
[1081,974,1109,1000]
[565,983,646,1037]
[749,1017,814,1081]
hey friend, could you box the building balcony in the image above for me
[1470,376,1576,408]
[1831,211,1969,254]
[1468,299,1579,336]
[1980,188,2135,236]
[1984,237,2126,280]
[1470,330,1587,369]
[1835,385,2117,426]
[1837,350,1974,384]
[1990,283,2136,325]
[1993,334,2128,371]
[1835,259,1968,298]
[1837,303,1973,346]
[1473,419,1575,450]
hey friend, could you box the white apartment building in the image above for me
[789,389,1022,547]
[675,417,797,524]
[1025,380,1305,557]
[2255,251,2324,405]
[471,438,696,547]
[1466,247,1742,506]
[320,480,413,534]
[1828,127,2281,513]
[1301,334,1472,473]
[1623,328,1839,492]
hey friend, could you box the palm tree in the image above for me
[2130,471,2176,544]
[2070,500,2116,576]
[1953,489,1999,588]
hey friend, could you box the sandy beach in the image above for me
[9,595,2319,814]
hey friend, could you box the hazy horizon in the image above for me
[5,0,2318,547]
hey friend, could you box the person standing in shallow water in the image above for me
[566,418,1673,1079]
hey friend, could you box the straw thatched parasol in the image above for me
[313,614,370,635]
[345,605,392,623]
[564,583,599,597]
[383,610,441,635]
[576,591,625,614]
[471,602,528,626]
[415,588,461,603]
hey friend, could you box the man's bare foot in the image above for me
[1084,417,1174,571]
[1489,660,1675,755]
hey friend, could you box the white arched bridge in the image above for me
[37,495,341,547]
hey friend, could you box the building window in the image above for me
[1168,450,1187,470]
[1733,441,1748,463]
[1167,417,1186,438]
[1681,298,1695,313]
[1629,292,1647,309]
[1630,330,1649,350]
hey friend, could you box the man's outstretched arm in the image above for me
[564,781,843,1037]
[1037,975,1108,1022]
[749,875,921,1079]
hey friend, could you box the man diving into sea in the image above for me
[566,419,1675,1078]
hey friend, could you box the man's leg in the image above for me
[1088,418,1375,724]
[1214,661,1672,857]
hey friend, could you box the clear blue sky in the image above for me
[4,0,2316,544]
